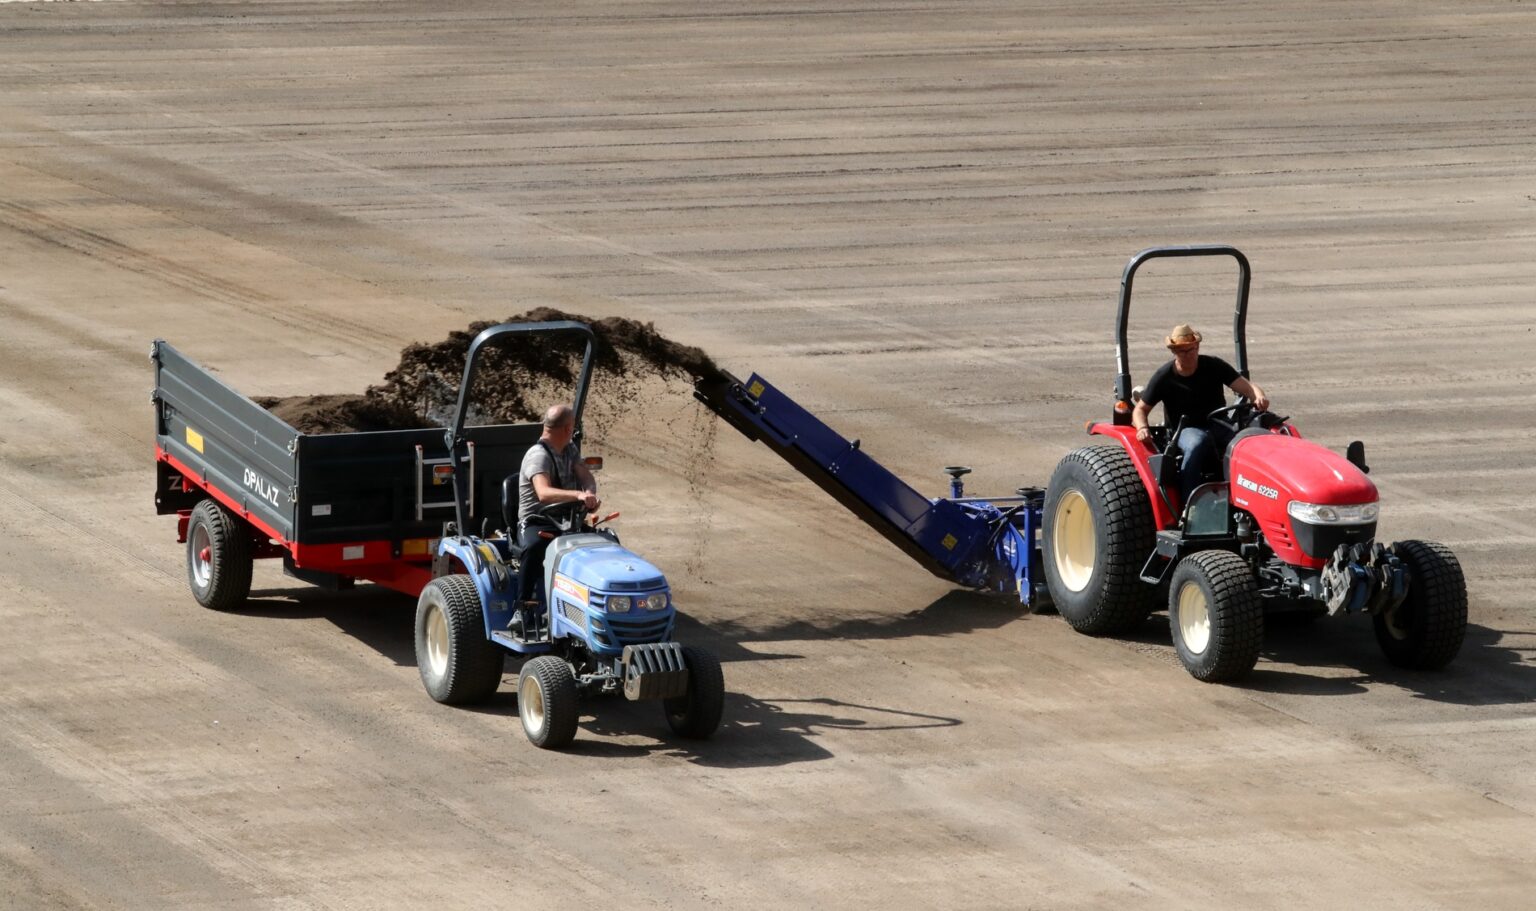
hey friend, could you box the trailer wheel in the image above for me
[518,656,579,749]
[1374,540,1466,670]
[1168,550,1263,682]
[1041,446,1158,634]
[186,499,254,611]
[664,646,725,739]
[414,575,504,705]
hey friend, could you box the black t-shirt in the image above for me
[1142,355,1240,428]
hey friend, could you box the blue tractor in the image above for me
[413,321,724,749]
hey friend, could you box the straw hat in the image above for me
[1165,324,1202,351]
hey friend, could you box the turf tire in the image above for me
[414,575,505,705]
[518,656,579,749]
[1374,540,1467,670]
[664,646,725,739]
[1168,550,1264,682]
[186,499,254,611]
[1041,445,1159,634]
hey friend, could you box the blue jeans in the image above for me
[1175,423,1234,502]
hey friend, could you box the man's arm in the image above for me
[531,473,599,510]
[1230,376,1269,412]
[1132,400,1155,443]
[572,460,598,494]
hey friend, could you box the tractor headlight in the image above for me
[606,595,632,613]
[642,592,669,611]
[1287,500,1379,525]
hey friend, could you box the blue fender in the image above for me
[436,536,517,639]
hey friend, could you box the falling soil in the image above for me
[258,309,722,435]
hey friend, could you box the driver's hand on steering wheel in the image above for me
[579,491,600,511]
[1134,426,1150,443]
[1253,393,1270,412]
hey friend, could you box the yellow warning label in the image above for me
[186,427,205,453]
[942,533,958,551]
[748,380,765,398]
[402,539,429,557]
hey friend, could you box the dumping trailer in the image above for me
[151,335,589,603]
[693,372,1049,607]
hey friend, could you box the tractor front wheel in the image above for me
[1168,551,1263,682]
[1374,540,1466,670]
[1041,446,1159,634]
[414,575,504,705]
[186,499,254,611]
[664,646,725,739]
[518,656,579,749]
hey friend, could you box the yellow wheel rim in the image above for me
[1177,581,1212,655]
[1052,488,1096,592]
[424,602,449,678]
[521,674,546,732]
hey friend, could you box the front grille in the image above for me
[606,613,673,646]
[561,602,587,630]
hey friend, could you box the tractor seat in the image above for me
[501,475,520,535]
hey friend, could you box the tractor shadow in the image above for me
[1244,616,1535,705]
[704,589,1028,648]
[470,692,962,768]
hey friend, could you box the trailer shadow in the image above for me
[490,693,962,768]
[244,585,418,666]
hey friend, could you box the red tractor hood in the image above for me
[1230,432,1377,506]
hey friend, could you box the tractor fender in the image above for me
[1089,422,1177,529]
[435,537,515,639]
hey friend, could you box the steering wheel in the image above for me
[1205,401,1258,432]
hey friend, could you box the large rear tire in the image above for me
[1168,550,1263,682]
[1041,446,1159,634]
[664,646,725,739]
[414,575,505,705]
[186,499,254,611]
[1374,540,1466,670]
[518,656,579,749]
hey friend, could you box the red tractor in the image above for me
[1041,245,1467,681]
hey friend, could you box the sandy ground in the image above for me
[2,1,1534,908]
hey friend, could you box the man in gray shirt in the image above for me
[516,404,599,602]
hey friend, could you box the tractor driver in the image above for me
[1132,324,1270,502]
[515,403,600,603]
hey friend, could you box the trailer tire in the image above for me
[1374,540,1466,670]
[1042,446,1158,635]
[664,646,725,739]
[518,656,579,749]
[1168,550,1263,682]
[186,499,254,611]
[415,575,504,705]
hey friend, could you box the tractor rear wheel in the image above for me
[664,646,725,739]
[518,656,579,749]
[1374,540,1466,670]
[186,499,254,611]
[1042,446,1159,634]
[1168,550,1264,682]
[414,575,505,705]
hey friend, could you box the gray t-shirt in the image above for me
[518,440,580,526]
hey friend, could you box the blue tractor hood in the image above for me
[550,537,668,594]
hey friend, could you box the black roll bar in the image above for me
[444,320,598,534]
[1113,244,1251,411]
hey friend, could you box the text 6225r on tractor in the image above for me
[153,321,723,748]
[695,245,1467,682]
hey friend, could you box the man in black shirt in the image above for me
[1132,324,1270,504]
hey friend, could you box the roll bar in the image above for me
[1113,244,1251,411]
[445,320,598,534]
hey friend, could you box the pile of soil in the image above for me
[259,308,722,435]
